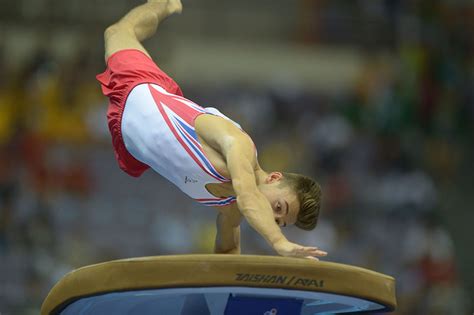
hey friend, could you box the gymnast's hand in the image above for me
[273,239,327,260]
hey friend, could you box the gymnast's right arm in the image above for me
[223,135,287,248]
[223,134,322,259]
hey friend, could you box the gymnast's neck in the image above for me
[255,169,270,186]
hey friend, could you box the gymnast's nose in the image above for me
[275,217,286,227]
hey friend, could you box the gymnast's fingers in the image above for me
[297,246,328,257]
[304,256,320,261]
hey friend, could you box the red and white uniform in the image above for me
[97,49,241,207]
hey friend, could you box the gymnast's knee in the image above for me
[104,23,133,42]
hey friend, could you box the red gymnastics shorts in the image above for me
[96,49,184,177]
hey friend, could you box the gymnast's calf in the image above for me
[96,0,327,260]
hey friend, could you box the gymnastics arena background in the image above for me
[0,0,473,314]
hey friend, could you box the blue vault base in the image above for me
[60,286,390,315]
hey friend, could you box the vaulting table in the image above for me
[41,255,397,314]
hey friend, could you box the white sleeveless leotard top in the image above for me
[121,83,243,207]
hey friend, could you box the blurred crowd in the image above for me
[1,0,473,314]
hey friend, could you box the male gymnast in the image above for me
[96,0,327,260]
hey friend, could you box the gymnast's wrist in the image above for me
[214,246,241,254]
[270,235,288,247]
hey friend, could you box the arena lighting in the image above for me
[41,255,397,314]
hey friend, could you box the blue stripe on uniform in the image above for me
[175,116,199,142]
[172,117,228,182]
[200,197,236,206]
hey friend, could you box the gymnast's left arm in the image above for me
[214,209,242,254]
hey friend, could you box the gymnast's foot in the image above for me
[148,0,183,20]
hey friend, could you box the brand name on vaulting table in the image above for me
[234,273,324,288]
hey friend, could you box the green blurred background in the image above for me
[0,0,473,314]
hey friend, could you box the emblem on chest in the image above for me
[184,176,198,184]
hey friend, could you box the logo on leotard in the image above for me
[264,309,277,315]
[184,176,198,184]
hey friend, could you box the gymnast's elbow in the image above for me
[235,192,259,216]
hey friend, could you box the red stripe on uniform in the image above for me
[148,84,225,182]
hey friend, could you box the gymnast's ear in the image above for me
[266,172,283,184]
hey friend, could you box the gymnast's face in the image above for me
[258,172,300,228]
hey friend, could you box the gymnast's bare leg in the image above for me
[103,0,182,62]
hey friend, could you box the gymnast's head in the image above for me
[258,172,321,230]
